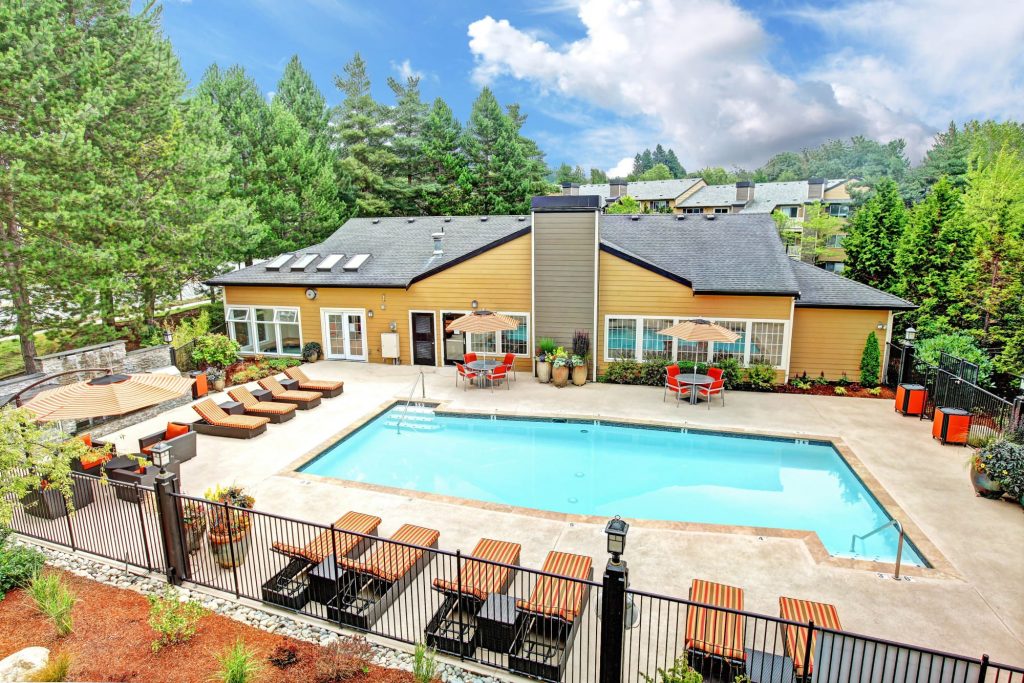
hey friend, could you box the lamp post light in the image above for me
[600,515,631,683]
[604,515,629,564]
[904,327,916,344]
[149,442,172,475]
[162,328,173,345]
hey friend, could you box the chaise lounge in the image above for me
[317,523,440,629]
[284,366,344,397]
[262,510,381,609]
[425,537,522,656]
[779,596,842,682]
[227,386,296,423]
[190,399,270,439]
[509,551,593,681]
[257,376,322,409]
[685,579,747,677]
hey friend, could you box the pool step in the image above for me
[384,419,441,432]
[385,407,440,432]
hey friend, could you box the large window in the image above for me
[713,207,729,214]
[827,203,850,218]
[683,207,703,214]
[605,316,788,368]
[226,306,302,356]
[825,234,846,248]
[468,312,530,356]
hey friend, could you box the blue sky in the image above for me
[156,0,1024,173]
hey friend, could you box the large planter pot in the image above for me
[572,366,587,386]
[183,520,207,554]
[552,366,569,388]
[970,468,1003,499]
[207,518,252,568]
[536,361,552,384]
[213,378,226,392]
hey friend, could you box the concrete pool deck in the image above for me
[99,361,1024,663]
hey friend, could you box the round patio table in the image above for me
[467,359,501,387]
[678,372,713,405]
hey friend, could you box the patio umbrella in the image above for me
[444,310,520,334]
[658,318,740,344]
[21,373,193,422]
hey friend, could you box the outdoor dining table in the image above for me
[467,359,502,388]
[678,372,713,405]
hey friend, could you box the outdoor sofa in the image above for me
[138,422,197,462]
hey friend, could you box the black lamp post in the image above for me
[600,516,630,683]
[605,515,629,564]
[149,442,172,475]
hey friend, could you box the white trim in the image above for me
[319,308,368,361]
[407,309,440,366]
[225,304,303,357]
[530,210,536,377]
[592,210,599,380]
[783,297,796,381]
[464,311,531,358]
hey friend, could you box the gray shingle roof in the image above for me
[578,178,701,201]
[679,180,814,212]
[206,216,531,288]
[600,214,800,295]
[790,260,915,310]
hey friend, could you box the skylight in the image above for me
[317,254,344,271]
[290,253,318,270]
[264,254,293,271]
[343,254,370,271]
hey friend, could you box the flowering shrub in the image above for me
[974,439,1024,496]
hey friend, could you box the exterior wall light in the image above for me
[367,310,374,318]
[604,515,629,564]
[162,329,173,345]
[904,327,916,343]
[471,300,479,309]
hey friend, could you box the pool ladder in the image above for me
[850,519,905,579]
[395,370,426,435]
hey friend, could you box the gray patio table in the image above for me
[467,359,502,388]
[678,372,713,405]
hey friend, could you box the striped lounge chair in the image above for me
[227,386,296,423]
[509,551,593,681]
[191,399,269,439]
[426,538,522,656]
[284,366,344,397]
[257,376,322,409]
[779,596,842,681]
[685,579,747,675]
[330,524,441,629]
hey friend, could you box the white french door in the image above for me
[321,309,368,361]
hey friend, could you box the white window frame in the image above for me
[683,207,703,214]
[226,305,303,357]
[827,203,850,218]
[465,311,531,357]
[602,314,789,369]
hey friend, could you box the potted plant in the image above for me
[968,441,1011,499]
[181,500,207,554]
[551,347,570,387]
[536,338,556,383]
[302,341,322,363]
[206,367,225,392]
[204,484,255,568]
[570,355,587,386]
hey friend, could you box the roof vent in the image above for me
[372,218,380,224]
[704,213,716,220]
[407,218,415,223]
[343,254,370,272]
[444,217,452,222]
[517,216,526,221]
[480,216,488,222]
[290,253,318,270]
[317,254,344,271]
[675,215,686,221]
[264,254,293,271]
[630,214,640,221]
[431,232,444,256]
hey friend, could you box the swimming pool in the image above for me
[300,405,926,566]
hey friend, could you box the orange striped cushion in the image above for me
[685,579,746,662]
[258,376,287,395]
[244,401,295,415]
[340,524,440,582]
[228,386,259,407]
[193,399,228,424]
[433,538,521,600]
[273,511,381,564]
[279,389,322,401]
[299,381,343,391]
[779,597,841,676]
[284,366,310,382]
[517,551,592,622]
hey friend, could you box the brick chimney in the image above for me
[610,179,627,198]
[808,178,825,200]
[735,181,754,203]
[560,182,581,196]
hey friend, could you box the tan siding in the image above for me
[672,180,707,212]
[790,308,889,380]
[534,212,597,349]
[596,251,792,376]
[223,235,533,370]
[823,182,852,200]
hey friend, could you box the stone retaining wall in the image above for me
[124,345,173,373]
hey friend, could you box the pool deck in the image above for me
[99,361,1024,663]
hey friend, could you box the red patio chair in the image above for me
[502,352,517,381]
[707,367,724,382]
[456,362,478,391]
[464,352,478,364]
[698,378,725,409]
[487,364,510,391]
[665,366,690,406]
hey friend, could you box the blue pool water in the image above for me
[301,406,926,566]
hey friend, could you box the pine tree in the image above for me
[331,52,397,216]
[859,333,881,387]
[663,148,686,178]
[275,55,330,144]
[461,88,508,214]
[843,178,908,291]
[555,164,585,184]
[387,75,429,213]
[420,97,467,215]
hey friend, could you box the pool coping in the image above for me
[280,398,958,581]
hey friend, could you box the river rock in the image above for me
[0,647,49,682]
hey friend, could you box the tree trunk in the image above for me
[0,196,39,374]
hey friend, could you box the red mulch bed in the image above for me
[773,383,895,399]
[0,571,414,682]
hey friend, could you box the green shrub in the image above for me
[859,333,880,388]
[214,639,264,683]
[837,372,851,386]
[790,376,811,390]
[813,372,829,386]
[171,310,211,348]
[192,333,241,369]
[676,360,709,375]
[0,529,45,600]
[745,363,776,391]
[834,386,848,396]
[978,439,1024,497]
[642,655,703,683]
[27,571,76,637]
[265,358,301,371]
[537,338,557,356]
[868,386,882,396]
[412,643,438,683]
[27,651,72,682]
[913,332,993,384]
[711,358,741,389]
[147,587,206,652]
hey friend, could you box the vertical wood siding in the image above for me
[789,308,888,380]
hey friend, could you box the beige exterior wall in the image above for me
[823,181,853,201]
[596,251,792,379]
[789,307,889,380]
[671,180,708,213]
[223,235,534,371]
[533,211,598,351]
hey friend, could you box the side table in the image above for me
[251,388,274,402]
[477,593,519,652]
[219,400,245,415]
[281,378,299,392]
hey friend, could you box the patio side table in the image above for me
[251,388,274,402]
[219,400,245,415]
[281,378,299,392]
[477,593,519,652]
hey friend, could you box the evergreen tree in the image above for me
[506,102,554,199]
[691,167,736,185]
[798,203,845,265]
[904,123,971,201]
[420,97,467,215]
[589,168,608,183]
[755,151,806,182]
[859,333,881,387]
[663,148,686,178]
[331,52,397,216]
[894,177,967,335]
[460,88,507,214]
[387,74,429,213]
[555,163,585,184]
[843,178,908,292]
[275,55,329,144]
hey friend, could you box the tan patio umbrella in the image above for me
[444,310,520,334]
[21,373,193,422]
[658,318,740,343]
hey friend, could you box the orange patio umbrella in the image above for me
[21,373,193,422]
[658,318,740,344]
[444,310,520,334]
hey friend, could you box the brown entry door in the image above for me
[411,312,436,366]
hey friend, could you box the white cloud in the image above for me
[391,59,426,82]
[607,157,634,178]
[467,0,1022,168]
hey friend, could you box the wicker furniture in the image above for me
[138,422,197,462]
[227,386,297,423]
[190,399,270,439]
[283,366,344,397]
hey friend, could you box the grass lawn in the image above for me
[0,334,59,379]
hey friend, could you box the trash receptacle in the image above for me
[895,383,927,416]
[932,407,971,445]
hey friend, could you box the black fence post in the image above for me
[1013,396,1024,433]
[978,653,989,683]
[599,557,628,683]
[802,619,815,683]
[901,343,915,385]
[169,345,177,369]
[153,472,187,585]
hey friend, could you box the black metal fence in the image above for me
[169,324,225,373]
[8,473,1024,682]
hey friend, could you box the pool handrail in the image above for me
[850,518,905,578]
